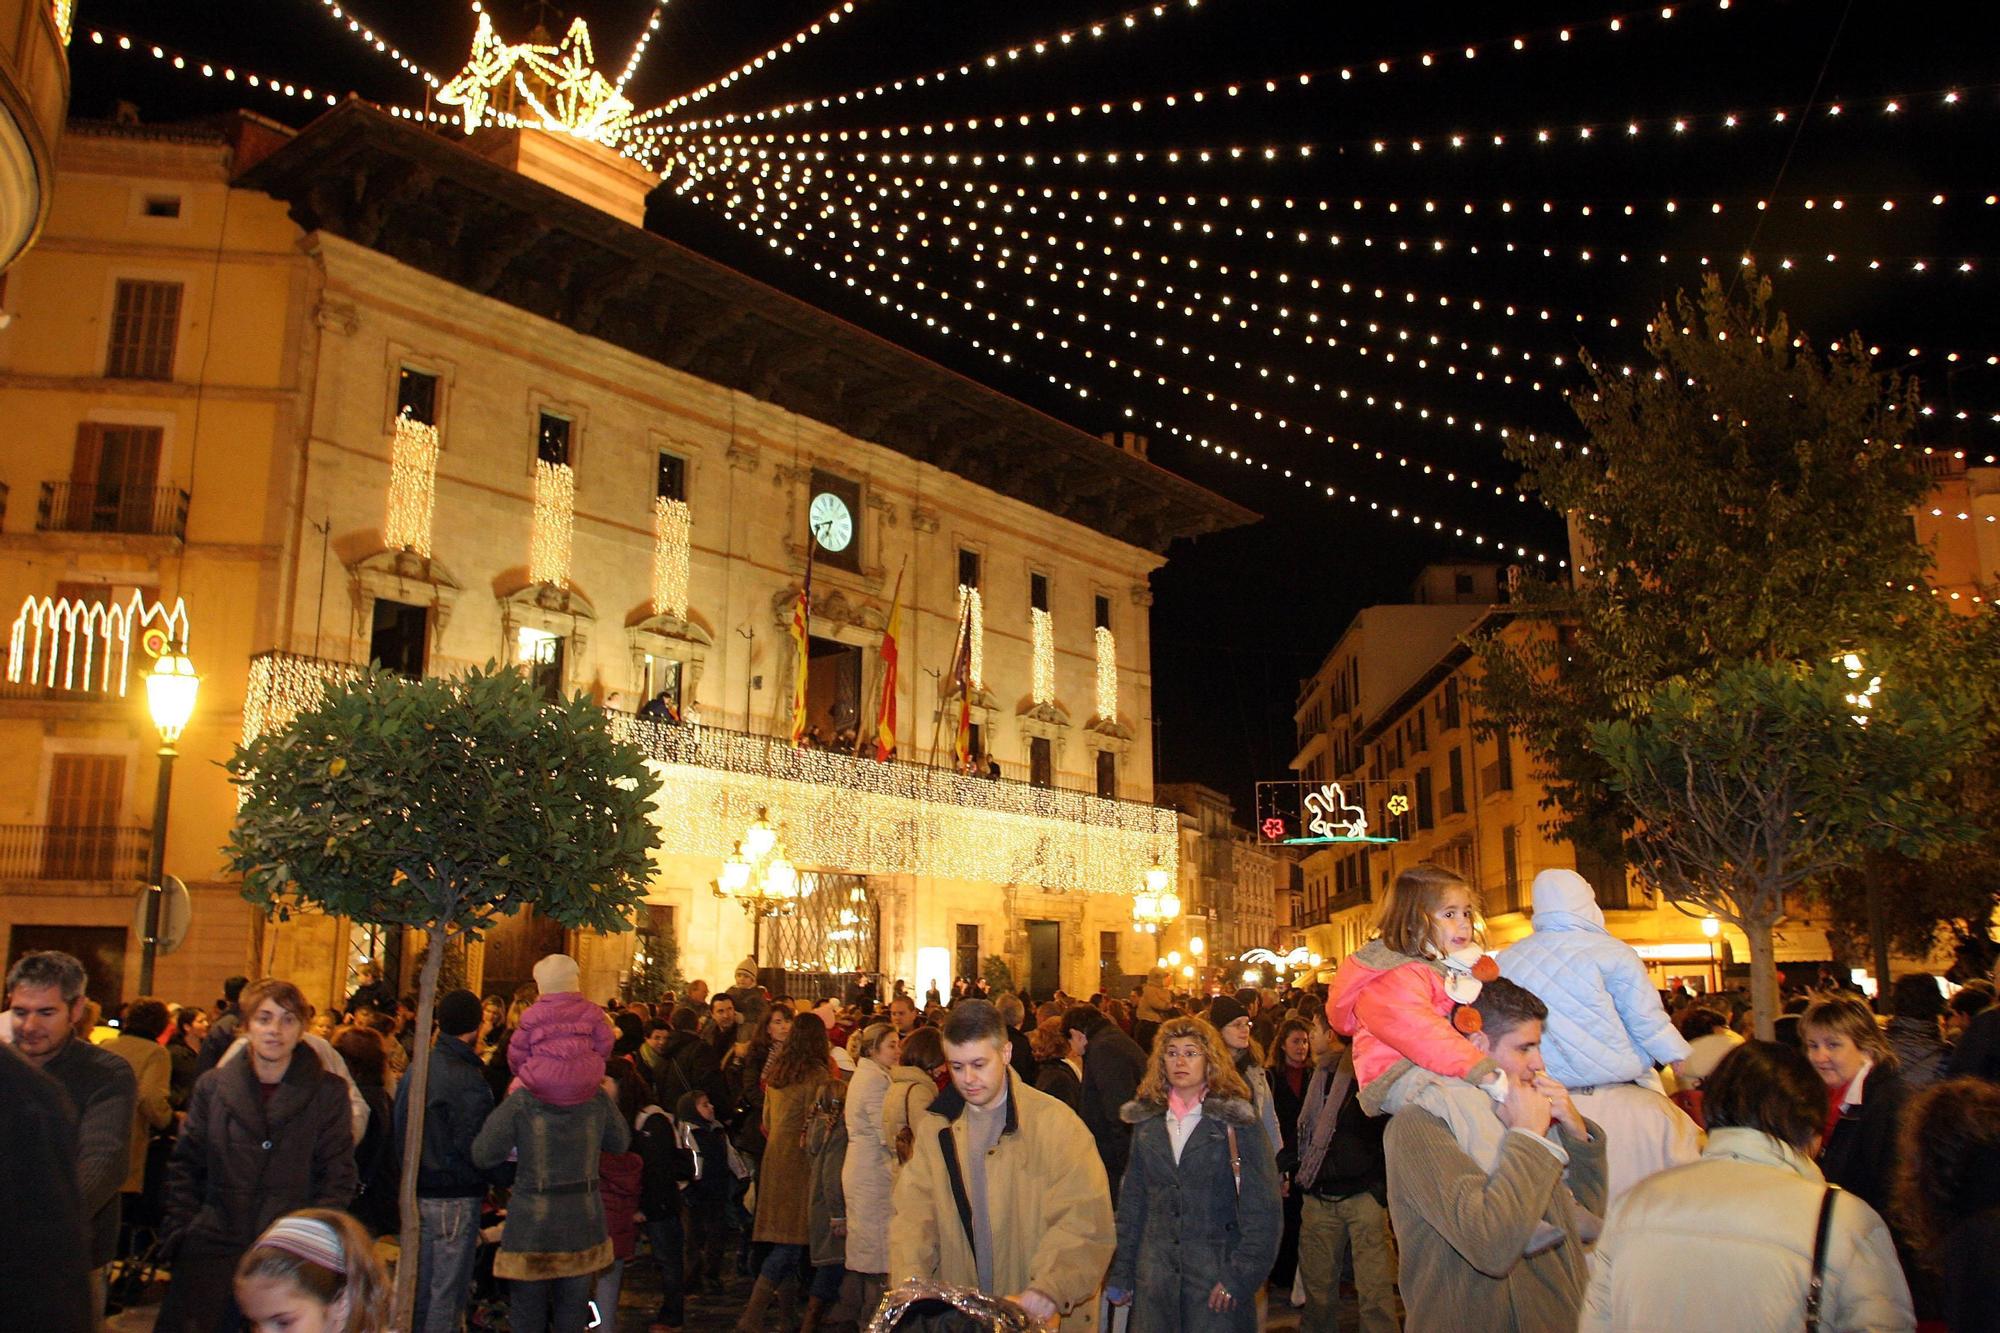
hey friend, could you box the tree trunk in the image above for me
[1746,915,1781,1040]
[1867,875,1893,1011]
[392,924,447,1330]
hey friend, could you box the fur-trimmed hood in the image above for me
[1118,1093,1258,1125]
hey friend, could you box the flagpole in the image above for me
[927,594,969,770]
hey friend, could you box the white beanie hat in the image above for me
[533,953,582,995]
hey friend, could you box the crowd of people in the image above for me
[6,862,2000,1333]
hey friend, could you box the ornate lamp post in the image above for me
[1132,860,1179,935]
[713,810,800,967]
[139,647,200,994]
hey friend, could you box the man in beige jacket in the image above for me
[888,1000,1115,1331]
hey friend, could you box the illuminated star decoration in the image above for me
[515,19,635,144]
[435,9,518,134]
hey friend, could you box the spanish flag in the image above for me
[789,546,814,745]
[874,564,905,761]
[950,597,974,771]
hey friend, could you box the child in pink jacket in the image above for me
[507,953,614,1106]
[1329,863,1569,1226]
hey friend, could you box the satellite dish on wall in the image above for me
[133,875,193,956]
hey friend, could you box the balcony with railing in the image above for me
[0,824,150,882]
[242,649,1179,898]
[36,482,189,540]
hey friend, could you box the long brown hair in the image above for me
[1266,1017,1312,1071]
[767,1011,832,1088]
[234,1208,389,1333]
[1135,1016,1251,1106]
[1897,1078,2000,1251]
[1373,862,1477,958]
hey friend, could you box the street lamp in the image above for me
[1701,915,1722,994]
[712,811,802,968]
[139,648,200,994]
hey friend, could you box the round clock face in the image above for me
[809,492,854,552]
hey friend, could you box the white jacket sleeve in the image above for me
[1605,945,1692,1066]
[1828,1201,1916,1333]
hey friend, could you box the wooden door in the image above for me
[43,754,126,879]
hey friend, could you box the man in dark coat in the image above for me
[652,1006,707,1109]
[0,1038,94,1331]
[997,993,1039,1090]
[1291,1015,1394,1333]
[1062,1004,1147,1195]
[395,989,499,1333]
[195,974,249,1074]
[6,950,137,1317]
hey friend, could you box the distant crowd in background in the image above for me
[5,860,2000,1333]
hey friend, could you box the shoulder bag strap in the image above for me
[1225,1122,1241,1196]
[936,1122,979,1254]
[1805,1184,1840,1333]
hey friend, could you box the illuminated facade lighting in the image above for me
[958,584,985,689]
[1094,625,1118,719]
[652,496,692,618]
[8,591,190,696]
[384,413,440,558]
[530,458,576,587]
[1031,607,1056,704]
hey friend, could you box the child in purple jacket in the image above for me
[507,954,613,1105]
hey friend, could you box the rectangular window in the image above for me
[1099,930,1122,983]
[396,367,439,426]
[64,422,164,533]
[1502,825,1522,913]
[968,724,985,768]
[536,412,572,467]
[142,195,183,219]
[1029,736,1053,788]
[517,626,564,702]
[1446,747,1466,816]
[1030,571,1050,613]
[1443,676,1461,731]
[955,923,981,985]
[43,754,126,879]
[1415,768,1434,830]
[1455,571,1475,595]
[957,547,981,589]
[105,279,182,380]
[641,656,682,716]
[1094,594,1112,631]
[1415,708,1427,753]
[1495,724,1515,791]
[656,451,687,502]
[368,599,428,680]
[1095,749,1117,799]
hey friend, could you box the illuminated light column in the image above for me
[1095,625,1117,719]
[957,584,984,689]
[384,414,440,557]
[1031,607,1056,705]
[531,459,576,587]
[652,497,691,617]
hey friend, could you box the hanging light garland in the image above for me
[80,28,340,105]
[530,459,576,587]
[958,584,985,689]
[652,496,692,618]
[310,0,441,86]
[645,0,867,118]
[1095,626,1118,720]
[613,0,672,93]
[8,592,191,697]
[384,412,440,558]
[1031,607,1056,705]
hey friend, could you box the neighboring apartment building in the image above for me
[1156,782,1239,960]
[0,0,70,271]
[0,104,1250,1012]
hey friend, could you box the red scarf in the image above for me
[1823,1076,1855,1146]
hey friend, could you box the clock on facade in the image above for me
[809,491,854,553]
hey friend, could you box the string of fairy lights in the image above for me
[78,0,2000,564]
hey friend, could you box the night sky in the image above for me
[64,0,1998,813]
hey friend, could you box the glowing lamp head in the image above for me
[1158,891,1182,920]
[719,843,752,894]
[1189,936,1205,956]
[765,851,798,900]
[1167,950,1182,966]
[744,808,778,860]
[147,651,201,745]
[1244,968,1263,986]
[1701,915,1721,939]
[1144,862,1171,894]
[1181,964,1195,979]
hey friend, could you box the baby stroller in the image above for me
[867,1280,1047,1333]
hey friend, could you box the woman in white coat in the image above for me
[1581,1040,1914,1333]
[839,1023,901,1323]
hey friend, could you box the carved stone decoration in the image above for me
[1085,715,1135,745]
[1018,700,1072,730]
[348,549,463,646]
[910,506,940,535]
[314,299,361,336]
[766,584,887,635]
[726,441,760,472]
[498,581,595,665]
[1129,583,1155,608]
[627,611,713,704]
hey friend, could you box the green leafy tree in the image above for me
[1475,274,1994,1027]
[1591,663,1976,1035]
[225,664,661,1326]
[622,926,684,1004]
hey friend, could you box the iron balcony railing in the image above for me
[0,824,152,881]
[36,482,190,539]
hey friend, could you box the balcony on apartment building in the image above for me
[0,823,150,884]
[34,482,190,541]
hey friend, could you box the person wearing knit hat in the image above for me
[1207,995,1251,1033]
[1497,867,1698,1205]
[394,988,497,1332]
[726,957,769,1029]
[1210,996,1283,1164]
[533,952,583,996]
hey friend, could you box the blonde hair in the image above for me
[1800,993,1896,1071]
[234,1208,389,1333]
[1373,862,1477,958]
[1135,1016,1252,1105]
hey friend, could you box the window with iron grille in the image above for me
[106,280,182,380]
